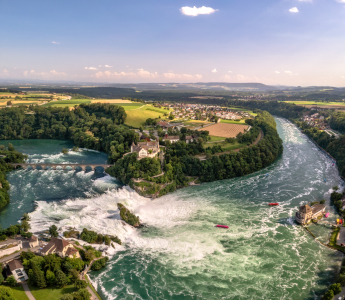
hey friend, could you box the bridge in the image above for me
[10,163,113,171]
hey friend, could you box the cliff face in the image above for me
[117,203,141,227]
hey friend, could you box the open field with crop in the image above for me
[0,100,42,106]
[183,120,213,128]
[125,105,171,127]
[283,101,345,109]
[220,119,246,124]
[91,99,133,104]
[42,99,91,107]
[199,123,248,138]
[205,140,246,151]
[228,107,258,116]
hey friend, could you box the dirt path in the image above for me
[22,282,36,300]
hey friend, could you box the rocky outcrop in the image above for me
[117,203,141,227]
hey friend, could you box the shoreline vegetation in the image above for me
[0,103,283,210]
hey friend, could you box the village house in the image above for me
[5,259,28,282]
[40,237,80,258]
[131,141,160,159]
[295,203,326,225]
[164,136,180,143]
[29,235,39,248]
[185,136,194,143]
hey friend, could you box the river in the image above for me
[0,118,343,300]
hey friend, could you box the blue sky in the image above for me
[1,0,345,86]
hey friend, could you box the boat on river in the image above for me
[216,225,229,229]
[268,203,279,206]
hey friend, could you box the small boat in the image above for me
[324,179,327,182]
[265,173,269,176]
[216,225,229,229]
[268,203,279,206]
[325,212,330,218]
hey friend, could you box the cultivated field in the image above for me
[283,101,345,109]
[220,119,246,124]
[200,123,248,138]
[125,105,172,127]
[91,99,133,104]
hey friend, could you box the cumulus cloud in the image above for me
[50,70,66,76]
[285,70,292,74]
[211,68,217,73]
[180,6,218,17]
[298,0,312,2]
[23,69,66,77]
[228,71,233,73]
[275,71,280,74]
[336,0,345,3]
[289,7,299,13]
[85,67,98,70]
[163,73,202,80]
[105,65,113,68]
[93,68,158,79]
[52,41,60,44]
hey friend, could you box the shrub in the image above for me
[330,283,342,294]
[91,257,109,271]
[6,275,17,287]
[323,289,334,300]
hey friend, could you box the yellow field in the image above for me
[91,99,134,104]
[0,100,41,106]
[199,123,249,138]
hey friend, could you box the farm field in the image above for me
[205,140,245,151]
[91,99,134,104]
[183,120,213,129]
[228,106,258,116]
[283,101,345,108]
[42,99,91,107]
[220,119,246,124]
[199,123,248,138]
[125,105,171,127]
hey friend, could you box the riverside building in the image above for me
[295,204,326,225]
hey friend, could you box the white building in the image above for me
[6,259,28,282]
[0,240,22,258]
[131,141,160,159]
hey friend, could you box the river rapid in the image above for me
[0,118,344,300]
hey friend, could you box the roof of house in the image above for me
[186,136,193,140]
[41,237,71,254]
[157,121,169,127]
[132,141,159,153]
[165,136,180,140]
[29,235,38,242]
[66,247,79,257]
[299,205,312,214]
[311,204,326,214]
[8,259,23,271]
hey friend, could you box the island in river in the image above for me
[0,117,344,299]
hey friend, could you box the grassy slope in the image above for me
[220,119,246,124]
[125,105,172,127]
[8,285,30,300]
[205,140,245,151]
[29,284,77,300]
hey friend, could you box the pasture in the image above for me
[220,119,246,124]
[125,105,172,127]
[199,123,249,138]
[282,101,345,109]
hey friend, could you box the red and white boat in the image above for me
[216,225,229,229]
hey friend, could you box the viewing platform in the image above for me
[10,163,112,171]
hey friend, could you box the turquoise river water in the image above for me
[0,118,344,300]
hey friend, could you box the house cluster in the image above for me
[158,103,251,121]
[302,112,327,129]
[2,236,80,283]
[295,203,326,225]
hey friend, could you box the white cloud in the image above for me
[52,41,60,44]
[105,65,113,68]
[163,73,202,80]
[275,71,280,74]
[298,0,312,2]
[180,6,218,17]
[336,0,345,3]
[23,71,28,76]
[285,70,292,74]
[98,65,102,67]
[85,67,98,70]
[228,71,233,73]
[211,68,217,73]
[289,7,299,13]
[93,68,158,79]
[341,76,345,79]
[50,70,66,76]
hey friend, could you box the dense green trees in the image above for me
[0,104,136,164]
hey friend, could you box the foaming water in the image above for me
[1,121,344,299]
